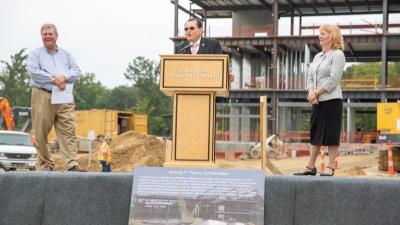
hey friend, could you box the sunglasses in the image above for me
[184,26,197,31]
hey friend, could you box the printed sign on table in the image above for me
[129,167,265,225]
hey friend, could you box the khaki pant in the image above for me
[31,87,78,170]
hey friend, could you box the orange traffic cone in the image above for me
[320,146,325,173]
[334,151,339,169]
[388,141,395,176]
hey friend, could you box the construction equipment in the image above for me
[0,97,15,131]
[246,134,284,159]
[0,97,31,132]
[377,102,400,171]
[240,134,284,175]
[12,107,32,132]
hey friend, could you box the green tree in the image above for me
[135,97,153,114]
[0,49,30,106]
[108,85,139,110]
[74,73,110,110]
[341,62,400,133]
[354,109,376,132]
[124,56,159,93]
[124,56,172,135]
[344,62,400,87]
[351,62,381,78]
[388,62,400,87]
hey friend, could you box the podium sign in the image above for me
[160,54,229,168]
[160,54,229,96]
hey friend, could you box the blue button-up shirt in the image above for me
[27,46,81,91]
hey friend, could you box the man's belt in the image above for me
[35,87,52,93]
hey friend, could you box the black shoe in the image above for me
[320,167,335,176]
[67,165,87,172]
[294,166,317,176]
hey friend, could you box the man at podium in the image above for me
[175,18,222,55]
[162,18,230,168]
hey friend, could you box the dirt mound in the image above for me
[341,166,367,176]
[54,131,165,172]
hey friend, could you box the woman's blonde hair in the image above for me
[319,24,344,51]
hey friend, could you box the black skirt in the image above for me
[310,98,342,146]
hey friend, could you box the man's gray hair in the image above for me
[41,23,58,35]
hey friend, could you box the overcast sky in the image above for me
[1,0,399,88]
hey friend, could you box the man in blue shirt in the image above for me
[27,23,86,172]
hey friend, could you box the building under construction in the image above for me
[171,0,400,154]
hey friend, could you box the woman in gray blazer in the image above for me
[294,24,345,176]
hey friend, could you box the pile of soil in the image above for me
[54,131,165,172]
[340,166,367,176]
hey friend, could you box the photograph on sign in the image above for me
[129,167,265,225]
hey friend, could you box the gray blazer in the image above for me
[306,49,345,102]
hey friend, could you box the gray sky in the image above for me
[1,0,399,88]
[0,0,178,88]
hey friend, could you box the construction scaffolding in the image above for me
[171,0,400,155]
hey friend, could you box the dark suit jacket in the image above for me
[175,37,223,54]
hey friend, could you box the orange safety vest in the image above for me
[98,142,111,163]
[0,98,14,130]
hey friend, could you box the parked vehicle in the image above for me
[0,160,9,171]
[0,130,36,171]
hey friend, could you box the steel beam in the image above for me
[344,0,353,12]
[325,0,336,14]
[272,0,279,134]
[228,89,400,100]
[365,0,371,11]
[174,0,179,51]
[257,0,271,8]
[347,43,358,61]
[171,0,201,19]
[188,0,400,18]
[381,0,388,102]
[298,0,316,13]
[190,0,209,9]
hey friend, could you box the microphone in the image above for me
[178,43,192,53]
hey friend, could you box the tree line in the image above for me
[0,49,171,135]
[2,49,399,135]
[343,61,400,87]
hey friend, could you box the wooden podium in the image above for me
[160,54,229,168]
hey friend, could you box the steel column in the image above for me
[291,10,294,35]
[271,0,279,133]
[174,0,179,51]
[204,9,207,37]
[380,0,388,102]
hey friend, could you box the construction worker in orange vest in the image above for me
[98,135,112,172]
[0,97,15,130]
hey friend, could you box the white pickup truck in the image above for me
[0,130,37,171]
